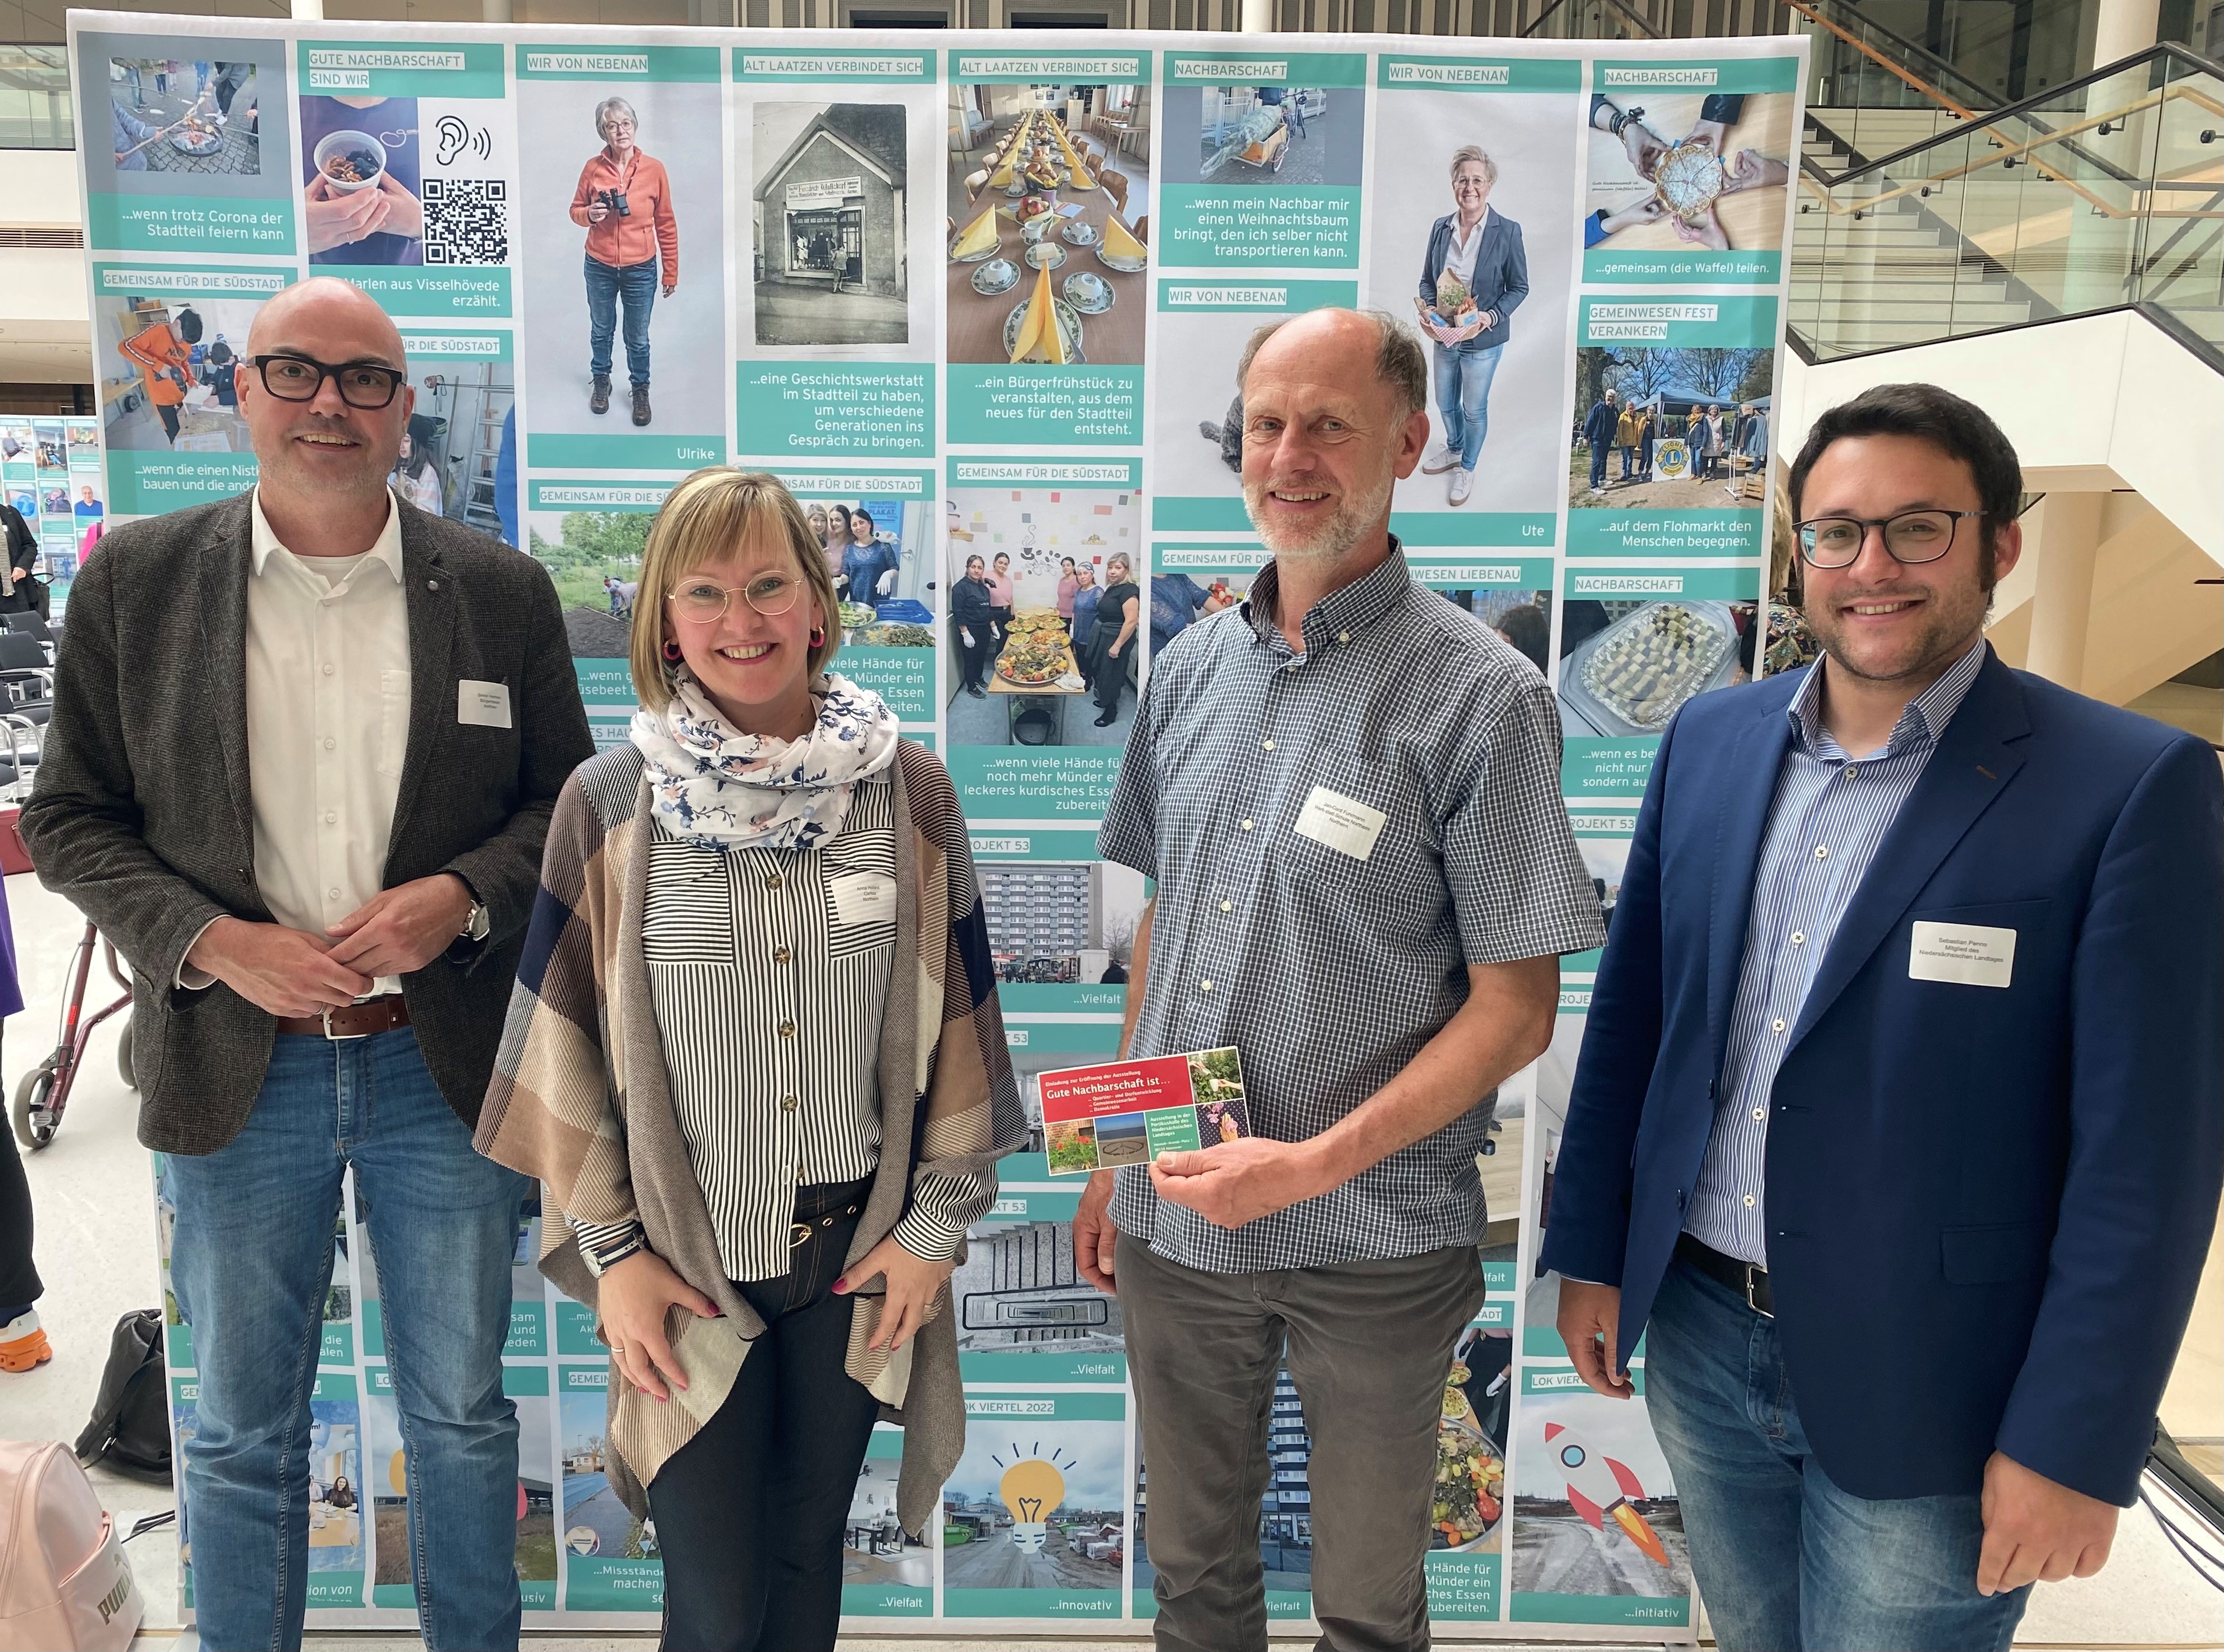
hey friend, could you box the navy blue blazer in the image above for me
[1542,648,2223,1505]
[1417,209,1528,351]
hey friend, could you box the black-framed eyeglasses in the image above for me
[1796,509,1984,569]
[667,571,806,623]
[245,352,407,410]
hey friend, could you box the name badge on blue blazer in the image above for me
[1909,921,2016,988]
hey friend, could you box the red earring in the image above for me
[810,626,825,648]
[662,639,683,662]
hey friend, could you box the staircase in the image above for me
[1789,114,2035,356]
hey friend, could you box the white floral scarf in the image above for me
[630,669,900,851]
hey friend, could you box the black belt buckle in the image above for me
[1743,1261,1774,1319]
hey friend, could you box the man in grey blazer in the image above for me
[22,277,594,1652]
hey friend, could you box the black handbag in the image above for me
[73,1309,172,1484]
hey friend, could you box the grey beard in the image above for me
[1243,469,1395,564]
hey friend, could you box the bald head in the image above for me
[239,276,414,543]
[1239,308,1427,423]
[246,276,406,368]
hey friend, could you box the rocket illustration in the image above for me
[1543,1422,1670,1567]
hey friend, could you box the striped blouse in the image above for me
[574,772,996,1284]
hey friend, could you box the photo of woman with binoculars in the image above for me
[569,95,679,428]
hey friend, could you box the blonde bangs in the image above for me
[629,467,843,710]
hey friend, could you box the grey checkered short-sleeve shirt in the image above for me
[1098,545,1605,1273]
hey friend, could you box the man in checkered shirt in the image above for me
[1076,308,1604,1652]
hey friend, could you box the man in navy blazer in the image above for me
[1546,382,2222,1651]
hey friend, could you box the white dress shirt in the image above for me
[1443,205,1495,292]
[183,488,412,995]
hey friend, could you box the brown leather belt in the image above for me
[275,996,412,1040]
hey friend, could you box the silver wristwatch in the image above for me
[460,899,491,943]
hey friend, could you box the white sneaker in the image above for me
[1421,444,1460,476]
[1449,468,1474,506]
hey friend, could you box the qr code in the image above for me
[423,176,509,265]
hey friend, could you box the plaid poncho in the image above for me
[475,739,1025,1534]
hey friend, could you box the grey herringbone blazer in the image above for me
[20,491,595,1155]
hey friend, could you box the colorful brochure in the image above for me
[1038,1046,1251,1175]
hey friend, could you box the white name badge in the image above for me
[1909,921,2016,989]
[830,870,898,926]
[457,680,513,729]
[1292,784,1388,862]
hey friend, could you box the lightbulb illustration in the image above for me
[996,1452,1068,1554]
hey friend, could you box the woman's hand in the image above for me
[836,1235,956,1353]
[304,174,391,254]
[597,1249,721,1403]
[586,200,609,225]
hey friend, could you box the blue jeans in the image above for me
[1588,438,1610,491]
[1643,1257,2030,1651]
[585,255,657,386]
[165,1026,528,1652]
[1431,341,1503,472]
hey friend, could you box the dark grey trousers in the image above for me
[1120,1234,1486,1652]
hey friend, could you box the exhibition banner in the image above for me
[81,10,1806,1638]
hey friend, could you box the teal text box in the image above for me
[1156,277,1358,312]
[777,467,935,500]
[566,1557,664,1612]
[737,47,938,82]
[167,1322,194,1370]
[1482,1260,1516,1293]
[1563,563,1760,601]
[737,363,932,460]
[1379,56,1581,92]
[1425,1551,1502,1620]
[304,1575,364,1610]
[1152,495,1250,532]
[1153,542,1267,581]
[964,1389,1125,1420]
[946,367,1142,448]
[88,195,293,255]
[399,329,513,368]
[949,457,1141,490]
[840,644,934,723]
[516,45,718,81]
[91,260,292,301]
[1567,510,1765,559]
[1132,1589,1311,1618]
[960,1349,1126,1384]
[954,49,1147,83]
[1391,511,1559,549]
[995,983,1127,1017]
[1158,186,1362,269]
[1145,1107,1203,1155]
[530,432,726,470]
[1578,293,1778,349]
[1564,737,1662,799]
[531,481,669,512]
[1594,55,1800,94]
[946,1587,1121,1618]
[965,826,1108,862]
[506,1301,548,1359]
[321,1322,353,1366]
[1002,1019,1121,1055]
[1513,1590,1690,1628]
[1522,1360,1649,1395]
[555,1299,602,1356]
[109,453,256,516]
[948,745,1125,822]
[1167,50,1367,88]
[325,267,512,319]
[1409,556,1557,589]
[299,40,505,98]
[1584,248,1784,285]
[843,1583,934,1615]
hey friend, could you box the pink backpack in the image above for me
[0,1440,142,1651]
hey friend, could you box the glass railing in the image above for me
[1792,44,2224,363]
[0,44,70,150]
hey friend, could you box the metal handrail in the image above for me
[1786,0,2004,115]
[1807,39,2224,193]
[1517,0,1661,41]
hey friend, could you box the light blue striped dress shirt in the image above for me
[1687,638,1990,1266]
